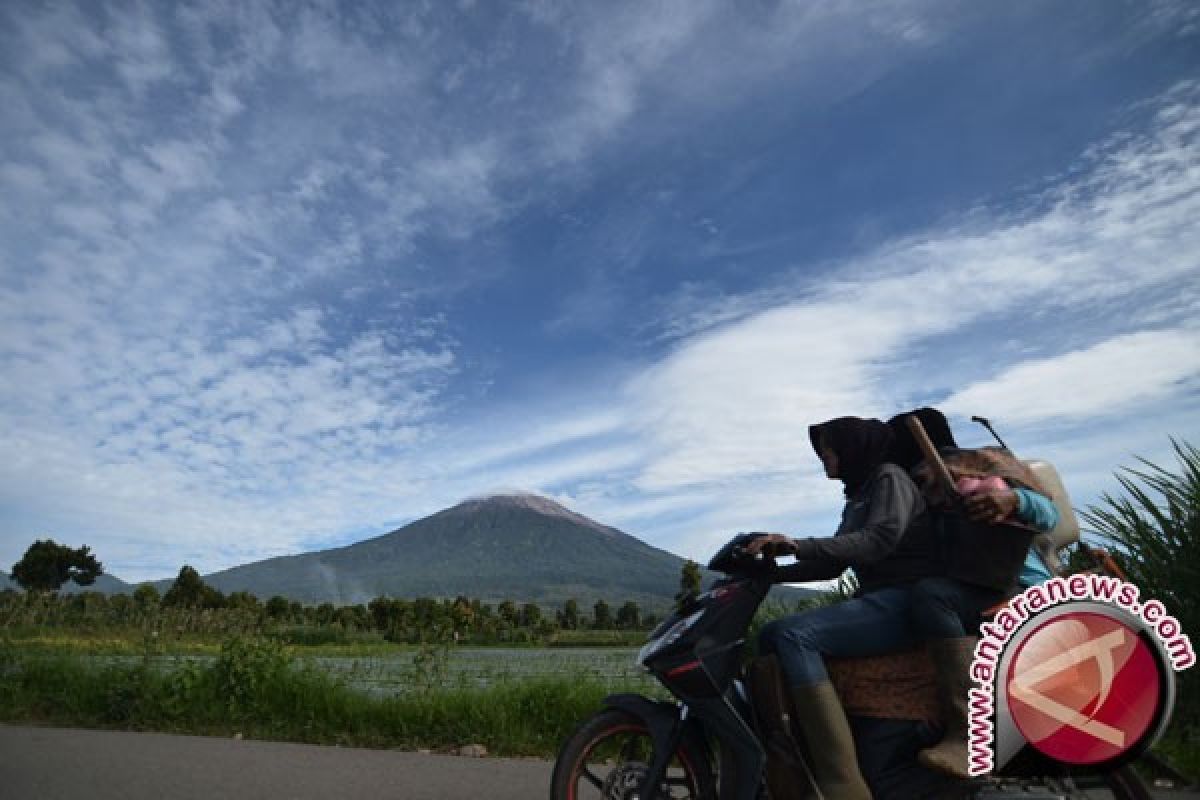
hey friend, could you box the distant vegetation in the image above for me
[0,560,664,649]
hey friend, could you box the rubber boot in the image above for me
[918,637,978,779]
[790,681,872,800]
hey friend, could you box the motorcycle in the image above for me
[549,533,1155,800]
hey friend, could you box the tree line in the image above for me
[4,549,665,644]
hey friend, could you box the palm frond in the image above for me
[1079,438,1199,733]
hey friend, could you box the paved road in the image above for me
[1,725,553,800]
[5,724,1196,799]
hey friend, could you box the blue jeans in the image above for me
[909,577,1004,640]
[758,588,919,687]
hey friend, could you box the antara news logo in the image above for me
[968,574,1195,776]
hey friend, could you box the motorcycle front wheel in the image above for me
[550,708,715,800]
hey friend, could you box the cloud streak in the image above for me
[942,330,1200,423]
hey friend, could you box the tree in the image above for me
[616,600,641,630]
[266,595,292,620]
[227,591,261,613]
[132,584,160,609]
[413,596,438,629]
[108,592,132,618]
[675,559,703,610]
[450,595,474,632]
[162,565,221,609]
[558,598,580,630]
[10,539,103,593]
[334,605,367,630]
[519,602,542,629]
[314,601,336,625]
[593,599,612,630]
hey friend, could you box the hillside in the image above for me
[180,493,815,612]
[179,494,695,611]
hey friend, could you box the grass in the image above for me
[3,629,225,656]
[0,637,648,756]
[1153,735,1200,786]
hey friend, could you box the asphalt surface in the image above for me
[0,724,553,800]
[5,724,1196,799]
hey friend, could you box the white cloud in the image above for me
[51,204,117,238]
[29,131,109,188]
[530,1,953,164]
[628,302,883,491]
[6,2,110,74]
[0,297,458,578]
[0,163,47,196]
[289,5,420,98]
[447,410,628,474]
[111,5,175,92]
[942,330,1200,424]
[469,446,644,500]
[543,2,716,161]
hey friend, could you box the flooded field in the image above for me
[84,647,657,694]
[316,647,654,694]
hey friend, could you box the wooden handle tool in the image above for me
[906,415,960,500]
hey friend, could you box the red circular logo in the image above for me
[1005,611,1161,765]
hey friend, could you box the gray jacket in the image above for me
[775,463,941,591]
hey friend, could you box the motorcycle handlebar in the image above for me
[707,534,780,574]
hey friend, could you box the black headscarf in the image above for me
[885,407,958,472]
[809,416,894,496]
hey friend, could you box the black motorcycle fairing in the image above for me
[640,577,769,700]
[601,693,718,799]
[689,693,766,800]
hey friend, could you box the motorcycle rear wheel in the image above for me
[1102,765,1153,800]
[550,709,714,800]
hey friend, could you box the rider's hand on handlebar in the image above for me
[744,533,796,558]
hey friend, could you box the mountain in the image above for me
[0,569,133,595]
[182,493,816,611]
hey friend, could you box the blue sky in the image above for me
[1,1,1198,584]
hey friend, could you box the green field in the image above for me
[0,635,661,756]
[5,644,656,694]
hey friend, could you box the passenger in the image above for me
[886,408,1061,779]
[747,416,942,800]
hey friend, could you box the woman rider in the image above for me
[747,416,941,800]
[887,407,1060,779]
